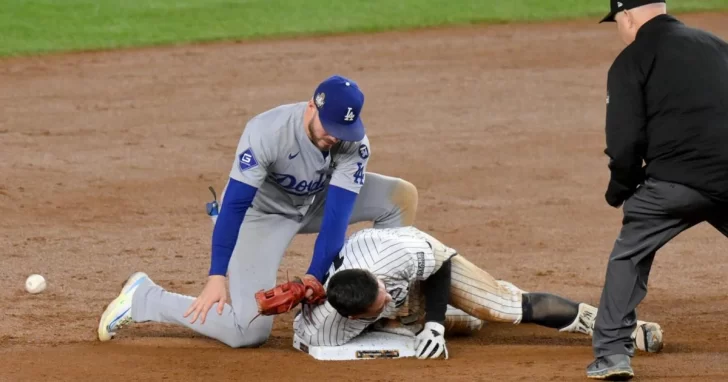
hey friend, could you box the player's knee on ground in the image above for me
[390,178,418,226]
[222,320,273,348]
[223,330,271,348]
[444,306,484,335]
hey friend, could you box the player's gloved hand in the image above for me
[254,274,327,316]
[183,275,227,325]
[301,274,326,305]
[415,322,449,360]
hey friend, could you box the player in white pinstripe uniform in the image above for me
[293,226,665,359]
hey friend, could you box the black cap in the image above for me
[600,0,666,23]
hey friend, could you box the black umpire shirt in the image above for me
[604,14,728,207]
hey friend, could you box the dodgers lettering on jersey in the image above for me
[293,227,439,346]
[228,102,371,216]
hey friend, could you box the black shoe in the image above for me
[586,354,634,380]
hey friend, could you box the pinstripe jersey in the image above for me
[293,226,440,346]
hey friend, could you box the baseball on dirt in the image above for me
[25,274,47,294]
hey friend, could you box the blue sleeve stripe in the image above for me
[209,178,257,276]
[306,185,357,280]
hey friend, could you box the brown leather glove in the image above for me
[254,275,326,316]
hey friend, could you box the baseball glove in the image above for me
[300,275,326,305]
[254,275,327,316]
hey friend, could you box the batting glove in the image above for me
[415,322,448,359]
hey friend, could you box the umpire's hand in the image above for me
[605,179,639,208]
[184,275,227,325]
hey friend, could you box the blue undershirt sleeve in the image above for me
[306,185,357,280]
[209,178,258,276]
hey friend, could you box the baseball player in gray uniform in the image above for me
[97,75,418,348]
[293,226,665,359]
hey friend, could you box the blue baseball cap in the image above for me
[312,75,365,142]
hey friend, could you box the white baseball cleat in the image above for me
[97,272,149,342]
[633,321,664,353]
[559,303,598,335]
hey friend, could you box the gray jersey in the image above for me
[293,227,441,346]
[228,102,371,217]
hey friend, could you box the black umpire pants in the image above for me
[593,178,728,358]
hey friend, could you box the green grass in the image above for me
[1,0,727,57]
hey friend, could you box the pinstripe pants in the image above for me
[404,231,524,332]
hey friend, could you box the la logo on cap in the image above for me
[344,107,355,121]
[617,1,623,7]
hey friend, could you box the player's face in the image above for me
[350,279,392,320]
[305,102,339,151]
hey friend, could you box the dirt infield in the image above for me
[2,12,728,381]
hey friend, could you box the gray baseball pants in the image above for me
[129,172,417,347]
[593,178,728,358]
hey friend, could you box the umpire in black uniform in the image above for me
[587,0,728,380]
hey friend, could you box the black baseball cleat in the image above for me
[586,354,634,380]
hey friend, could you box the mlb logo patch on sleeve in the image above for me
[238,148,259,172]
[358,144,369,159]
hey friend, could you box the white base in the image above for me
[293,331,416,361]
